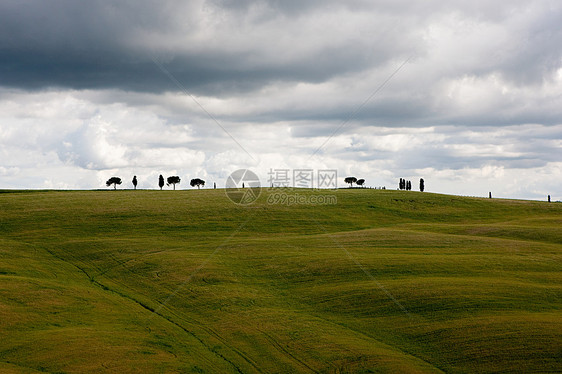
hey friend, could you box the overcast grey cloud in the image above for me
[0,0,561,199]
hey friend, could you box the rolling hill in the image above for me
[0,188,560,373]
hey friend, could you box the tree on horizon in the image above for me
[106,177,122,190]
[419,178,425,192]
[344,176,357,187]
[132,175,137,190]
[356,179,365,188]
[158,175,164,190]
[167,176,181,190]
[190,178,205,189]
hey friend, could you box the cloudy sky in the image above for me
[1,0,561,200]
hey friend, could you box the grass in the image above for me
[0,188,560,373]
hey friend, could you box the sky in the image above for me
[1,0,561,200]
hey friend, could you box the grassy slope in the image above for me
[0,189,560,373]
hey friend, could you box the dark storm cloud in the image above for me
[0,0,403,94]
[3,0,560,124]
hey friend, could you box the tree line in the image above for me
[345,176,425,192]
[107,174,425,192]
[399,178,424,192]
[106,175,207,190]
[344,177,365,187]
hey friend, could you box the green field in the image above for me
[0,189,560,373]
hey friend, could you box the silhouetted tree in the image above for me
[356,179,365,188]
[167,176,181,190]
[399,178,404,190]
[132,175,137,190]
[407,180,411,191]
[214,182,216,189]
[489,192,492,199]
[106,177,122,190]
[344,177,357,187]
[158,175,164,190]
[548,195,551,203]
[190,178,205,189]
[419,178,425,192]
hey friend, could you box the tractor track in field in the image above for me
[92,251,265,372]
[36,243,259,374]
[310,313,447,373]
[165,308,264,374]
[257,328,318,373]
